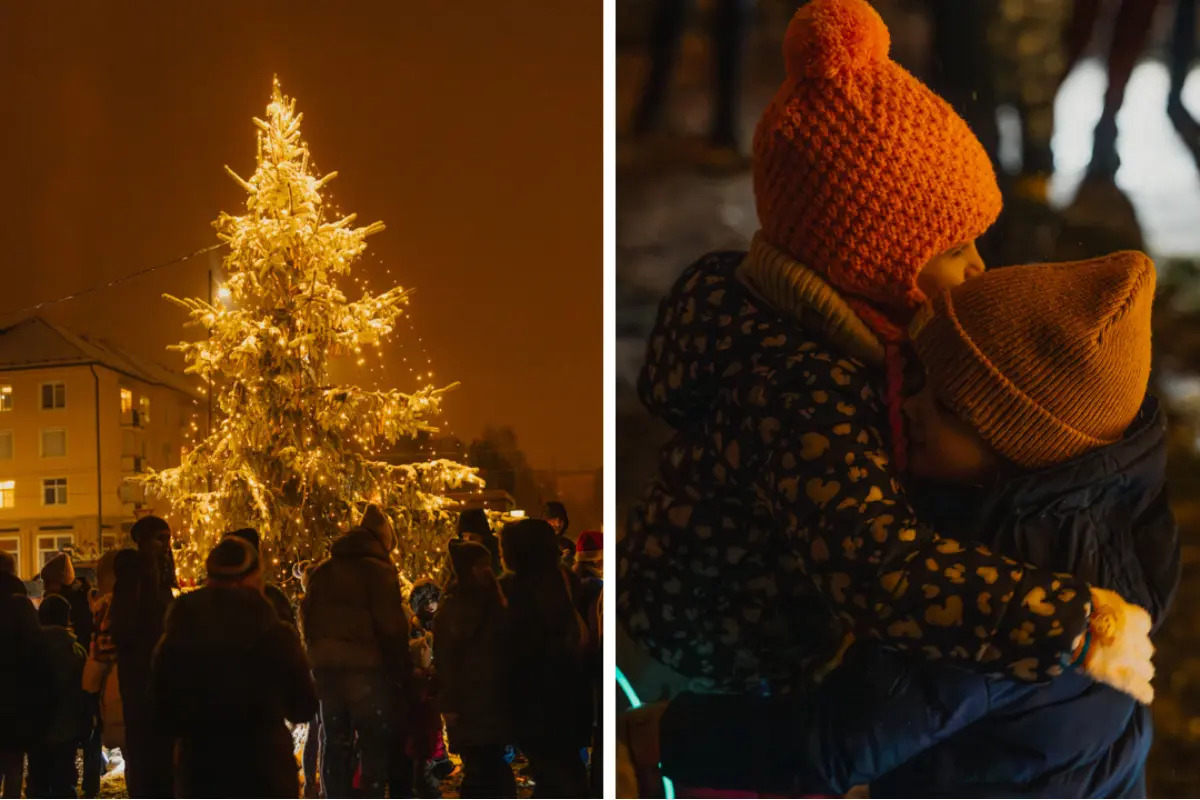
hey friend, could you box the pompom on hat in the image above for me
[754,0,1002,336]
[206,536,261,583]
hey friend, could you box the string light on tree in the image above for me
[139,78,480,587]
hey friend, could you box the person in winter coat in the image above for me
[294,560,323,799]
[405,578,454,792]
[644,252,1181,798]
[108,515,177,799]
[150,536,318,798]
[457,508,503,575]
[542,501,575,567]
[573,530,604,797]
[302,504,415,798]
[616,0,1154,711]
[224,527,297,626]
[40,552,95,658]
[0,569,53,800]
[434,541,516,799]
[26,595,88,797]
[83,549,135,757]
[500,518,591,798]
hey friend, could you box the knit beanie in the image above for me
[575,530,604,563]
[753,0,1001,334]
[910,250,1155,470]
[226,528,261,551]
[457,508,492,539]
[360,504,394,551]
[40,552,74,587]
[205,537,261,583]
[39,593,72,627]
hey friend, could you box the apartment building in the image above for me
[0,316,205,579]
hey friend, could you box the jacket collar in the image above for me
[736,232,885,365]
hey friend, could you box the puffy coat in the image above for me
[151,583,318,798]
[0,594,54,750]
[617,244,1094,692]
[40,625,88,745]
[433,587,513,748]
[82,592,125,750]
[659,397,1180,798]
[301,527,413,681]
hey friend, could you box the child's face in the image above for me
[903,378,999,485]
[917,240,984,299]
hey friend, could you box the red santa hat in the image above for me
[575,529,603,563]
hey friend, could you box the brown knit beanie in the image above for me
[40,552,74,587]
[910,251,1156,470]
[205,537,260,583]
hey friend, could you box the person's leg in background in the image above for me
[303,710,322,798]
[1005,0,1072,193]
[81,693,103,798]
[523,744,589,800]
[1169,0,1199,142]
[50,739,79,797]
[315,671,355,799]
[700,0,755,170]
[1090,0,1162,177]
[631,0,693,137]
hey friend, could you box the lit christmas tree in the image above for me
[141,79,477,587]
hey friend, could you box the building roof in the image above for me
[0,315,204,399]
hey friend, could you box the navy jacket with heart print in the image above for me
[658,396,1180,798]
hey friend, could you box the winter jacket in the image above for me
[302,527,413,683]
[501,568,593,749]
[82,592,125,750]
[660,396,1180,798]
[617,244,1094,692]
[433,589,513,749]
[40,625,87,745]
[151,583,318,798]
[109,547,175,699]
[264,582,296,627]
[0,594,55,750]
[49,579,95,653]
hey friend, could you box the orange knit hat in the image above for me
[910,251,1156,470]
[753,0,1002,332]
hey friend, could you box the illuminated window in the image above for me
[0,432,11,460]
[0,387,11,412]
[120,388,133,414]
[42,478,67,506]
[102,533,118,552]
[40,429,66,458]
[41,382,65,410]
[0,481,13,508]
[139,396,150,424]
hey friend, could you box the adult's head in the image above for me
[359,504,396,554]
[0,570,26,598]
[753,0,999,340]
[905,251,1155,483]
[448,540,499,594]
[225,528,261,552]
[0,549,15,575]
[130,515,171,551]
[500,518,561,575]
[39,552,75,593]
[94,549,120,597]
[205,536,263,590]
[542,502,569,536]
[456,508,492,544]
[38,593,72,628]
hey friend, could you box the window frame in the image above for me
[39,428,67,459]
[0,480,14,509]
[41,477,68,507]
[36,531,74,569]
[0,532,19,577]
[0,386,11,412]
[40,382,66,411]
[0,430,12,461]
[120,388,133,414]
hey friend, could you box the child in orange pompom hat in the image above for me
[618,0,1156,720]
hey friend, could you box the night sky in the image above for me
[0,1,601,471]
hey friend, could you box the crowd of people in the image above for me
[0,500,604,799]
